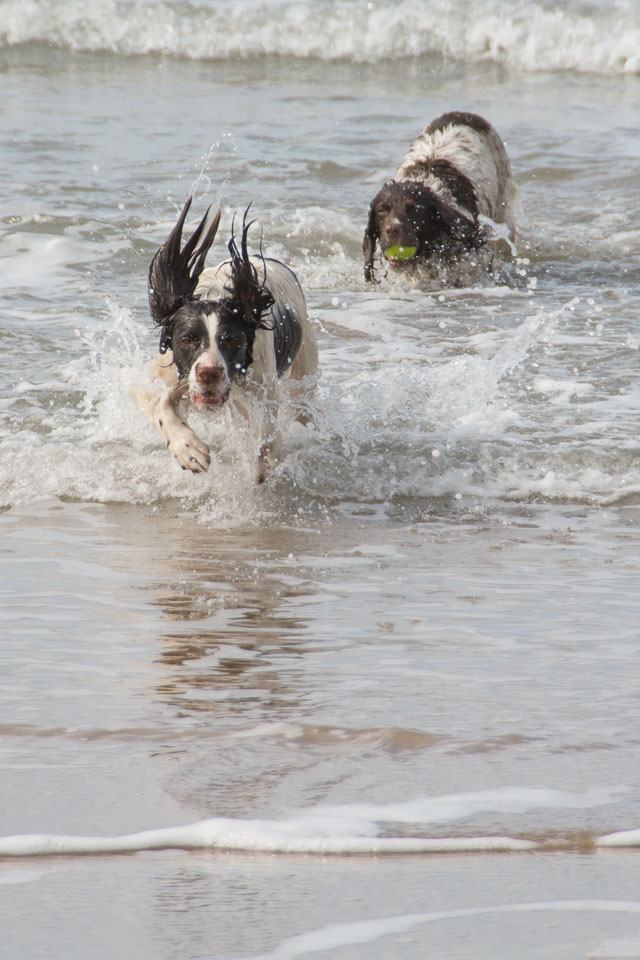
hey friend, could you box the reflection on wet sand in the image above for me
[149,522,325,716]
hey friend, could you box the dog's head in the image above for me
[165,299,255,407]
[149,199,274,408]
[363,181,483,282]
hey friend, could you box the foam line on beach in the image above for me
[1,817,640,858]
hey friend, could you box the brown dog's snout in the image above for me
[195,362,224,385]
[381,215,415,248]
[381,224,401,245]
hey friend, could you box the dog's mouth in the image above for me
[189,388,230,407]
[383,244,418,262]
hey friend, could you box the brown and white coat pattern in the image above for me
[363,111,517,284]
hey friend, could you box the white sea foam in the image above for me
[1,0,639,75]
[597,829,640,848]
[0,824,539,857]
[0,786,632,858]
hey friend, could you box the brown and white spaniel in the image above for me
[363,111,517,285]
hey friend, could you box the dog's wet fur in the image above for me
[363,111,516,284]
[140,197,317,482]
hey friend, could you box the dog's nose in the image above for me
[195,362,224,385]
[381,219,404,243]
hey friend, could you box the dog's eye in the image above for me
[180,333,201,347]
[219,336,241,350]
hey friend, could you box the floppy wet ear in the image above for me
[148,196,221,335]
[226,207,275,327]
[363,202,380,282]
[428,192,484,248]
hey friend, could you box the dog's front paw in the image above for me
[167,431,211,473]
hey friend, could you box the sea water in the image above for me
[1,1,640,958]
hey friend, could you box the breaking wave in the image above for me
[2,0,640,76]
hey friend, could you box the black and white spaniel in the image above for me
[363,111,517,285]
[141,197,317,483]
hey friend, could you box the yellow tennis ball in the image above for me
[384,244,417,262]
